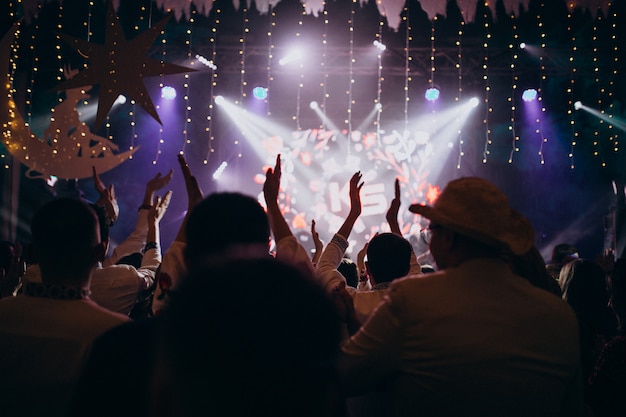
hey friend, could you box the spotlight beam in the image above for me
[576,103,626,132]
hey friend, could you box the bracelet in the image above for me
[143,241,159,253]
[138,204,152,211]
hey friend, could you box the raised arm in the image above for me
[263,154,292,243]
[104,170,174,266]
[316,172,364,292]
[174,154,203,243]
[386,177,401,236]
[311,219,323,265]
[92,166,119,227]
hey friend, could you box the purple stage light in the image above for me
[425,88,440,101]
[522,89,538,102]
[161,86,177,100]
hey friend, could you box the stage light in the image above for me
[522,89,538,102]
[114,95,127,105]
[46,175,58,187]
[469,97,480,108]
[195,54,217,70]
[213,161,228,180]
[519,42,527,49]
[574,101,582,110]
[373,40,387,51]
[161,86,177,100]
[279,49,303,66]
[310,101,319,110]
[215,95,225,105]
[375,102,382,111]
[253,87,268,100]
[425,88,440,101]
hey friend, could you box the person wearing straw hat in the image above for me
[338,177,583,417]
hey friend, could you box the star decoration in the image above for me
[54,1,195,130]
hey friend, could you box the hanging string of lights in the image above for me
[203,7,220,165]
[402,4,411,135]
[537,1,547,165]
[321,2,329,125]
[507,13,519,164]
[180,9,195,154]
[265,5,275,118]
[456,17,464,169]
[608,2,618,154]
[592,8,605,167]
[235,7,249,159]
[567,4,577,170]
[428,16,436,142]
[346,0,356,142]
[374,15,384,139]
[295,2,306,131]
[481,2,491,164]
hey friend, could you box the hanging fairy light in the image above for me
[265,5,275,117]
[567,4,577,170]
[537,1,548,165]
[181,9,195,154]
[320,1,329,128]
[235,7,249,158]
[592,8,605,167]
[374,16,384,138]
[203,7,221,165]
[346,0,356,139]
[507,13,519,164]
[152,6,167,165]
[294,2,306,131]
[481,2,491,164]
[456,17,464,169]
[609,2,618,154]
[403,4,411,134]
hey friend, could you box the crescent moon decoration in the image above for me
[53,1,197,131]
[1,23,137,180]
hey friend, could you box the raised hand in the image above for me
[263,154,282,204]
[311,219,323,263]
[146,170,174,194]
[148,191,173,224]
[348,171,364,218]
[178,154,203,210]
[93,166,119,224]
[386,177,401,235]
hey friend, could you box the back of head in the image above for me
[338,257,358,288]
[551,243,579,266]
[31,198,100,286]
[156,258,342,417]
[367,233,412,283]
[184,192,270,270]
[560,258,616,336]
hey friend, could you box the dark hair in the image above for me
[366,233,412,283]
[184,192,270,268]
[338,257,358,288]
[159,258,342,417]
[89,203,110,243]
[31,198,99,283]
[551,243,578,265]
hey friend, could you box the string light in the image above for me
[203,7,221,165]
[152,4,165,165]
[346,0,356,141]
[320,2,329,128]
[609,2,618,154]
[567,4,577,170]
[295,2,306,131]
[456,17,464,169]
[402,4,411,134]
[507,13,519,164]
[536,2,547,165]
[181,9,195,154]
[481,2,491,164]
[592,7,605,167]
[265,5,275,118]
[374,15,384,139]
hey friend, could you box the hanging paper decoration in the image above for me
[1,24,137,179]
[54,1,195,130]
[18,0,613,31]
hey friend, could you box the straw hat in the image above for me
[408,177,534,255]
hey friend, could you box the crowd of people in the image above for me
[0,154,624,417]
